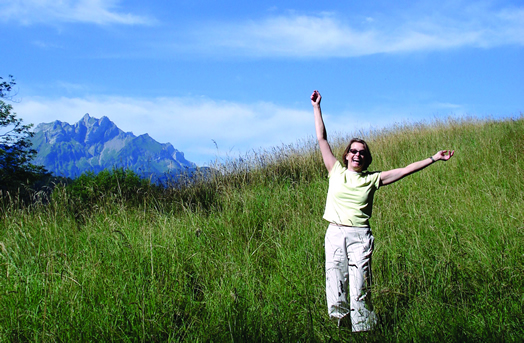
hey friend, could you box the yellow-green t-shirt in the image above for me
[323,161,382,227]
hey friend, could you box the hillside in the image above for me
[1,116,523,342]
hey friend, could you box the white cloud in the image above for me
[31,40,65,49]
[185,6,524,57]
[14,96,313,165]
[14,95,474,165]
[0,0,154,25]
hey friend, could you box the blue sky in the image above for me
[2,0,523,165]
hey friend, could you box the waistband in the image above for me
[328,222,371,230]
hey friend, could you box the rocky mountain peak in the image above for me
[30,115,196,179]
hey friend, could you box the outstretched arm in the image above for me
[311,90,337,173]
[380,150,454,186]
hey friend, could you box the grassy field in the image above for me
[1,116,523,342]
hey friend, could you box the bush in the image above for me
[60,168,154,209]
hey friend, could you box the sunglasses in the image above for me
[349,149,366,156]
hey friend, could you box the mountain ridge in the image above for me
[30,114,196,179]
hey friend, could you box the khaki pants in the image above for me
[325,223,377,331]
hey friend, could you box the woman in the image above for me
[311,90,454,331]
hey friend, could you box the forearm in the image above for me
[404,157,435,175]
[312,102,337,171]
[313,105,327,142]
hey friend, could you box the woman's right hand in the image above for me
[311,90,321,106]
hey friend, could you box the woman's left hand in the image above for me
[433,150,455,161]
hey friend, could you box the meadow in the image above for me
[1,116,523,342]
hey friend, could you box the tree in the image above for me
[0,75,48,195]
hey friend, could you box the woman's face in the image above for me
[345,142,367,172]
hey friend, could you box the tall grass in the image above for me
[1,116,523,342]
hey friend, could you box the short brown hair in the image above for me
[342,138,373,170]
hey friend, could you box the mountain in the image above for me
[30,114,197,179]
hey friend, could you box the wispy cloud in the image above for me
[15,96,313,165]
[0,0,154,25]
[183,5,523,57]
[15,94,472,165]
[31,40,64,50]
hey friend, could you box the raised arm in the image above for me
[311,90,337,173]
[380,150,454,186]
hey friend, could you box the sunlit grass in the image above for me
[1,116,523,342]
